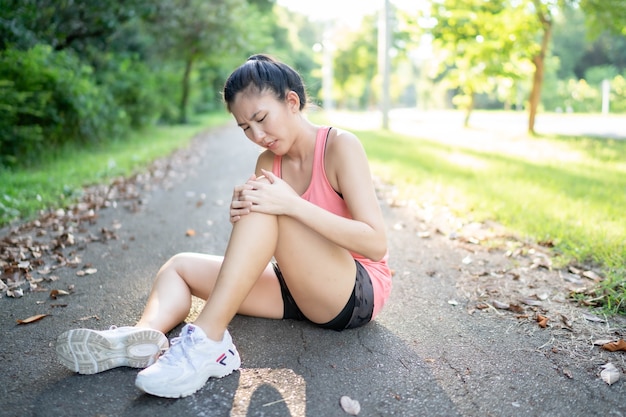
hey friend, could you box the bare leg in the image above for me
[135,251,283,334]
[194,211,279,341]
[194,210,357,341]
[137,200,357,341]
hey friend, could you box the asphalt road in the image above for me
[1,122,624,417]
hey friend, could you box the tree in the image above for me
[527,0,626,133]
[146,0,272,123]
[527,0,555,134]
[430,0,537,126]
[0,0,152,53]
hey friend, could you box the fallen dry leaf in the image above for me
[601,339,626,352]
[582,313,606,323]
[492,300,510,310]
[600,363,620,385]
[7,288,24,298]
[186,229,196,237]
[17,313,48,324]
[340,396,361,416]
[76,267,97,277]
[582,270,602,281]
[49,289,70,299]
[78,314,100,321]
[536,314,549,328]
[593,339,616,346]
[521,298,542,307]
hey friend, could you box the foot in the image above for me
[56,326,169,374]
[135,324,241,398]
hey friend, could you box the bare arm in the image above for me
[242,132,387,261]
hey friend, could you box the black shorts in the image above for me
[272,260,374,331]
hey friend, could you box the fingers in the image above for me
[260,169,276,183]
[230,203,251,223]
[230,174,257,223]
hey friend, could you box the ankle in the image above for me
[192,323,225,343]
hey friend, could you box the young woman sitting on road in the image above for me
[55,54,392,398]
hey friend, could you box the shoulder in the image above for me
[255,149,276,173]
[326,128,365,156]
[324,128,370,191]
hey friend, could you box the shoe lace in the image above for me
[160,331,198,369]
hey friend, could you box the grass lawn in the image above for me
[313,110,626,314]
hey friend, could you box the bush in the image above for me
[96,54,165,129]
[0,45,128,168]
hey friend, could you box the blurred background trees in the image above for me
[0,0,319,167]
[1,0,625,167]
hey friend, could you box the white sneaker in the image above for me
[56,326,169,374]
[135,324,241,398]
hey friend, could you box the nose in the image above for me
[249,126,266,143]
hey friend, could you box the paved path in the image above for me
[1,123,624,417]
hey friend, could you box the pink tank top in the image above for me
[272,126,391,319]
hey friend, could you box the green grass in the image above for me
[0,112,231,226]
[351,127,626,314]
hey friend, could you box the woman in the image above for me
[56,54,392,398]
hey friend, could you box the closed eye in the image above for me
[256,115,266,123]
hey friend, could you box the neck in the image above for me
[284,118,319,163]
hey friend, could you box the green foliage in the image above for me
[96,54,165,128]
[271,5,321,102]
[579,0,626,38]
[609,74,626,113]
[541,69,626,113]
[0,0,152,52]
[333,15,379,109]
[551,3,587,79]
[429,0,538,120]
[0,45,126,168]
[0,0,294,166]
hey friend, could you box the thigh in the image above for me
[273,216,357,324]
[169,252,284,319]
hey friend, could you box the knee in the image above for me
[158,252,193,276]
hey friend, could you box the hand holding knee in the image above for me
[241,170,298,216]
[230,174,256,223]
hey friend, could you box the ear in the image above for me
[285,90,301,112]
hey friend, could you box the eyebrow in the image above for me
[237,111,262,127]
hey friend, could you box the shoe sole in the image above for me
[56,328,168,374]
[135,346,241,398]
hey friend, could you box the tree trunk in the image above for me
[179,56,194,124]
[528,6,553,135]
[463,92,474,128]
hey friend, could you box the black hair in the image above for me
[223,54,307,112]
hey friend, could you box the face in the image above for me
[230,89,300,154]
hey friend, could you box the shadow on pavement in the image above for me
[31,318,461,417]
